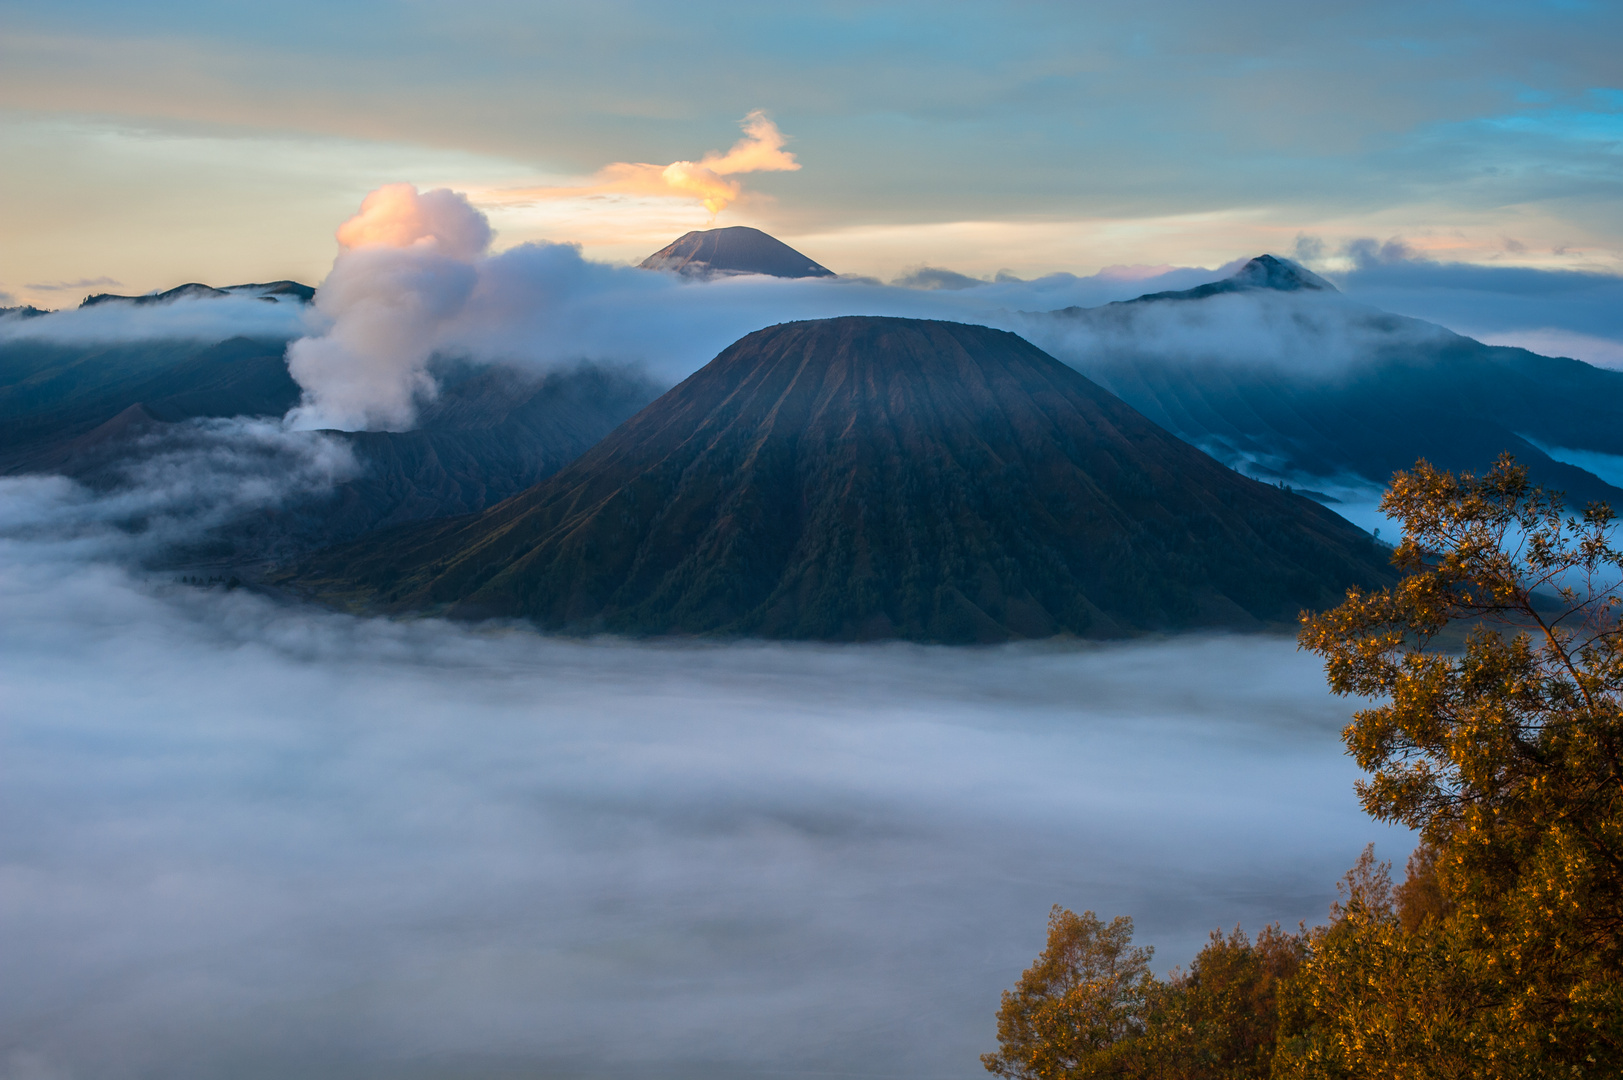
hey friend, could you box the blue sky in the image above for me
[2,0,1620,308]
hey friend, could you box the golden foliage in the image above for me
[986,457,1623,1078]
[1298,455,1623,1074]
[982,907,1156,1080]
[1144,922,1307,1078]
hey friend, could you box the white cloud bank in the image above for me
[276,186,1254,432]
[1011,290,1458,377]
[0,417,356,566]
[285,185,1623,434]
[23,184,1621,439]
[0,294,315,345]
[0,461,1408,1080]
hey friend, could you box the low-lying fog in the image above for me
[0,463,1410,1080]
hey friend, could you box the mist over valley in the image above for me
[1,485,1405,1077]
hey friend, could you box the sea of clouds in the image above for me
[0,393,1409,1080]
[1325,240,1623,370]
[1,560,1403,1079]
[0,293,316,346]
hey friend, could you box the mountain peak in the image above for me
[288,315,1391,641]
[639,226,835,280]
[1120,254,1336,305]
[1229,254,1334,292]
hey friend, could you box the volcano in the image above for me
[287,316,1391,641]
[639,226,835,279]
[1018,255,1623,508]
[1121,254,1334,303]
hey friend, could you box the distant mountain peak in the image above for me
[639,226,835,280]
[1230,254,1334,292]
[82,283,226,307]
[80,280,315,308]
[1121,254,1336,305]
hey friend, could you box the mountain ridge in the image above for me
[0,334,661,562]
[1019,257,1623,509]
[80,280,316,307]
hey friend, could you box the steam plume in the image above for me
[285,184,493,431]
[332,183,493,258]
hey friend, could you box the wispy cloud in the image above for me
[23,275,122,293]
[0,294,314,344]
[479,110,801,218]
[1298,238,1623,366]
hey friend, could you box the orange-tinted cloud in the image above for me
[335,183,493,258]
[287,184,493,431]
[486,110,800,216]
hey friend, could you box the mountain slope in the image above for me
[80,280,316,306]
[0,336,304,469]
[299,363,663,546]
[1018,256,1623,507]
[0,334,662,560]
[639,226,835,279]
[288,316,1392,641]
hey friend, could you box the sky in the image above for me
[2,0,1621,308]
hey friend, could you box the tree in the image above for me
[982,909,1306,1080]
[1272,846,1496,1079]
[1298,455,1623,1073]
[1392,842,1450,935]
[988,457,1623,1076]
[1143,922,1307,1079]
[982,906,1156,1080]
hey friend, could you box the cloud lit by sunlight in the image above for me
[284,183,496,430]
[479,110,800,219]
[334,182,494,258]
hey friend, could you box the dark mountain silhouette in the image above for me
[40,402,166,470]
[639,226,835,279]
[81,282,230,306]
[1021,256,1623,508]
[81,280,315,307]
[286,316,1392,642]
[293,363,662,550]
[230,280,316,302]
[0,336,305,467]
[0,335,662,559]
[1122,254,1333,303]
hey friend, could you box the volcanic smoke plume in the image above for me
[284,184,493,431]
